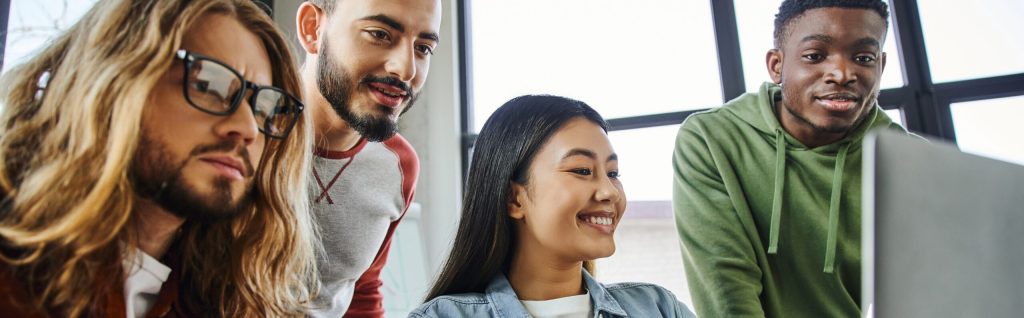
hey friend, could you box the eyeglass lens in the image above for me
[185,58,297,137]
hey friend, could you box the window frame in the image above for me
[0,0,276,71]
[1,0,1021,174]
[1,0,10,69]
[456,0,1024,178]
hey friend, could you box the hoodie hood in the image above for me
[728,82,896,273]
[725,82,893,152]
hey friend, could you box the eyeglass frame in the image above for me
[174,49,304,139]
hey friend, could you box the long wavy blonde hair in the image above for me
[0,0,318,316]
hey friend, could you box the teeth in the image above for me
[374,87,402,98]
[586,216,612,226]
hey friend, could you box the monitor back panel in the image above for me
[863,130,1024,318]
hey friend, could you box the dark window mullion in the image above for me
[932,73,1024,142]
[458,0,474,179]
[607,110,708,131]
[933,73,1024,104]
[710,0,745,102]
[878,87,913,110]
[1,0,11,70]
[889,0,952,140]
[877,87,914,129]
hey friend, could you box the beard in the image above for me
[783,102,853,134]
[316,38,419,142]
[780,89,874,134]
[132,133,255,223]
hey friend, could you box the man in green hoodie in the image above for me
[673,0,905,317]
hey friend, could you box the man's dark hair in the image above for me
[773,0,890,48]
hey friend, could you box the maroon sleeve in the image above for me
[343,135,419,318]
[342,220,399,318]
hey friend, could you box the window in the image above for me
[464,1,726,304]
[466,0,721,132]
[734,0,906,92]
[2,0,96,74]
[917,0,1024,83]
[951,95,1024,166]
[599,125,691,306]
[884,108,904,127]
[460,0,1024,306]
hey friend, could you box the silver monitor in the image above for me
[862,129,1024,318]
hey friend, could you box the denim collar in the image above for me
[484,269,628,318]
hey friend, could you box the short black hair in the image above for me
[774,0,890,48]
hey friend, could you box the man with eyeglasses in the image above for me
[294,0,441,317]
[0,1,316,317]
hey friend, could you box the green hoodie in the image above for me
[673,82,904,317]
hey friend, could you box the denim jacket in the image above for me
[409,269,696,318]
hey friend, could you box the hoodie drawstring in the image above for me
[768,129,786,254]
[767,129,851,274]
[823,142,851,273]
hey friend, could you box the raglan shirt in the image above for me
[309,134,418,318]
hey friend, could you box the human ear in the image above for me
[296,2,324,54]
[767,48,784,84]
[507,183,527,220]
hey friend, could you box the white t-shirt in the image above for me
[122,249,171,318]
[520,291,593,318]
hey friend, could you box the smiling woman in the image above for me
[410,95,694,318]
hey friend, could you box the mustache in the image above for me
[190,140,255,177]
[361,75,412,97]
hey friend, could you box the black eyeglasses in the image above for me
[175,49,304,139]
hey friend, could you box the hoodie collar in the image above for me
[730,82,891,153]
[746,82,889,273]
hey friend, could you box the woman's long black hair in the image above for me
[424,95,608,301]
